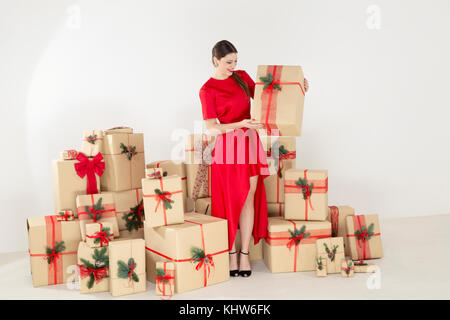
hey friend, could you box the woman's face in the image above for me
[214,53,237,76]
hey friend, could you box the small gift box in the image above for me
[77,241,109,293]
[155,261,175,297]
[195,197,211,215]
[353,260,377,273]
[341,259,354,278]
[60,150,79,160]
[345,214,383,260]
[81,130,104,158]
[104,126,133,134]
[315,256,327,277]
[55,210,75,221]
[315,237,345,274]
[328,205,355,256]
[85,222,114,248]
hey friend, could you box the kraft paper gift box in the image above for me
[52,152,104,216]
[85,222,114,248]
[77,241,109,293]
[315,256,327,277]
[263,217,331,273]
[341,259,354,278]
[101,130,145,192]
[142,174,184,227]
[81,130,104,158]
[186,164,212,200]
[109,239,146,297]
[76,193,120,241]
[103,188,144,232]
[251,65,306,137]
[104,126,133,135]
[315,237,345,274]
[184,133,216,165]
[119,227,144,240]
[234,230,263,261]
[60,149,78,160]
[144,212,230,294]
[345,214,383,260]
[56,210,75,221]
[27,215,81,287]
[353,260,377,273]
[155,261,175,297]
[267,202,284,217]
[146,160,191,212]
[284,169,328,221]
[328,205,355,256]
[195,197,211,215]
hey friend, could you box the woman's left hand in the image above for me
[304,78,309,92]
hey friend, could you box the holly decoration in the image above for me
[259,72,281,91]
[85,197,105,222]
[344,261,353,276]
[323,243,339,262]
[118,258,139,283]
[288,225,310,246]
[355,223,375,241]
[123,200,145,231]
[295,178,314,200]
[316,256,324,271]
[120,143,137,160]
[45,241,65,264]
[93,226,113,246]
[154,189,174,210]
[86,134,97,145]
[79,247,109,289]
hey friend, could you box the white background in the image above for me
[1,0,449,254]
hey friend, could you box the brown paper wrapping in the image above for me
[77,241,110,293]
[104,127,133,134]
[60,150,78,160]
[341,259,355,278]
[144,212,230,294]
[328,205,355,256]
[184,133,216,165]
[284,169,328,221]
[267,202,285,217]
[353,261,377,273]
[315,256,327,277]
[81,130,104,158]
[251,65,305,137]
[85,222,114,248]
[195,197,211,215]
[119,227,144,240]
[142,176,184,227]
[234,230,263,261]
[186,164,212,199]
[52,159,101,216]
[315,237,345,274]
[109,239,146,296]
[27,216,81,287]
[263,217,331,273]
[101,132,145,192]
[146,160,190,212]
[345,214,383,260]
[76,193,120,241]
[155,262,175,296]
[102,188,143,231]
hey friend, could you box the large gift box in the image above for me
[81,130,104,158]
[144,212,229,294]
[328,205,355,256]
[27,216,81,287]
[263,217,331,273]
[109,239,146,297]
[142,174,184,227]
[195,197,211,215]
[345,214,383,260]
[85,222,114,248]
[77,241,109,293]
[284,169,328,221]
[251,65,306,136]
[234,230,263,261]
[101,129,145,192]
[146,160,192,212]
[315,237,345,274]
[103,188,144,232]
[76,193,120,241]
[267,202,284,217]
[156,261,175,297]
[52,152,104,215]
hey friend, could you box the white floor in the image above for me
[1,214,449,300]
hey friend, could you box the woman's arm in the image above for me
[204,118,263,135]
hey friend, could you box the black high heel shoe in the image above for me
[229,251,239,277]
[238,251,252,277]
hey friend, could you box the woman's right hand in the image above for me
[240,119,264,129]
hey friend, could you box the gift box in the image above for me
[353,260,377,273]
[27,216,81,287]
[77,241,109,293]
[251,65,305,136]
[146,160,191,212]
[142,175,184,227]
[263,217,331,273]
[103,188,144,232]
[60,150,78,160]
[186,164,212,200]
[345,214,383,260]
[109,239,146,297]
[85,222,114,248]
[315,256,327,277]
[315,237,345,274]
[234,230,263,261]
[267,202,284,217]
[52,152,104,215]
[104,126,133,134]
[76,193,120,241]
[341,259,354,278]
[328,205,355,256]
[156,261,175,297]
[144,212,229,294]
[284,169,328,221]
[81,130,104,158]
[101,130,145,192]
[56,210,75,221]
[185,133,215,165]
[195,197,211,215]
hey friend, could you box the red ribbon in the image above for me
[329,206,339,237]
[156,262,174,297]
[74,152,105,194]
[346,216,381,260]
[56,210,74,221]
[79,265,108,283]
[86,223,113,247]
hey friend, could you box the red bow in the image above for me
[88,207,105,223]
[286,234,306,251]
[45,249,59,264]
[264,79,281,92]
[79,265,108,283]
[74,152,105,194]
[154,192,173,212]
[195,255,215,283]
[86,230,112,247]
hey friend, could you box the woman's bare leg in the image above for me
[229,240,238,271]
[239,175,258,271]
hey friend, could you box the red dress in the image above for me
[199,70,270,250]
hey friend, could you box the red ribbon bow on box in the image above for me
[79,265,108,283]
[74,152,105,194]
[86,223,113,247]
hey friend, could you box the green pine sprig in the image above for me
[323,243,339,262]
[156,268,169,283]
[120,143,137,160]
[288,225,310,246]
[316,256,324,271]
[85,197,105,221]
[123,200,145,232]
[118,258,139,283]
[154,189,174,210]
[191,247,206,263]
[79,247,109,289]
[295,178,314,200]
[45,241,65,264]
[93,226,113,245]
[355,223,375,241]
[259,72,281,91]
[87,134,97,145]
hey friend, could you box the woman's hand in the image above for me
[304,78,309,92]
[240,119,264,129]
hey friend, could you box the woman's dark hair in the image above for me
[212,40,250,97]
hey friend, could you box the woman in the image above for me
[199,40,309,278]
